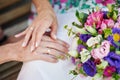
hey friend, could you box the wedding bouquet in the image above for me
[65,3,120,80]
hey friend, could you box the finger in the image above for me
[22,27,34,47]
[30,25,39,52]
[40,41,68,54]
[42,36,69,48]
[35,22,51,47]
[15,30,26,38]
[42,54,58,63]
[50,21,58,40]
[32,52,58,63]
[35,47,66,60]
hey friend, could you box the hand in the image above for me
[15,9,58,52]
[11,36,69,63]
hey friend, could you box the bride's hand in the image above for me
[12,36,69,63]
[15,7,58,52]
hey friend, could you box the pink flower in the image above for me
[100,21,107,30]
[77,63,82,69]
[100,19,114,30]
[118,8,120,16]
[96,0,115,6]
[85,11,104,28]
[117,16,120,23]
[60,0,67,3]
[91,40,110,59]
[114,23,120,28]
[105,19,114,28]
[103,66,116,77]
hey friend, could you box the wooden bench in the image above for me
[0,0,31,80]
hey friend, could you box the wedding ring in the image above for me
[30,27,34,30]
[47,49,51,53]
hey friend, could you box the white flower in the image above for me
[80,49,91,63]
[68,50,78,58]
[70,37,79,50]
[86,35,102,47]
[75,28,89,34]
[86,26,97,35]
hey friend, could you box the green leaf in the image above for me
[107,12,113,18]
[72,22,83,28]
[64,25,68,29]
[76,10,80,21]
[75,10,88,25]
[112,73,120,80]
[103,28,112,38]
[107,4,114,12]
[69,70,78,75]
[110,46,115,51]
[87,47,92,51]
[77,39,82,44]
[112,11,118,21]
[79,68,86,75]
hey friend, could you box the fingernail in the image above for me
[31,46,35,52]
[22,42,26,47]
[53,34,57,40]
[35,42,39,47]
[15,35,19,38]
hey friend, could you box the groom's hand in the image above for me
[11,35,69,63]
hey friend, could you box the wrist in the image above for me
[0,44,17,64]
[33,0,54,14]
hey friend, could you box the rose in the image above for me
[80,49,91,63]
[86,35,102,47]
[91,40,110,59]
[83,59,97,77]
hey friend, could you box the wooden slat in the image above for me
[2,71,20,80]
[0,62,19,72]
[0,2,31,25]
[0,62,22,80]
[0,0,20,10]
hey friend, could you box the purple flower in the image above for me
[104,52,120,74]
[77,44,85,53]
[83,60,97,77]
[107,28,120,49]
[95,0,115,6]
[103,11,108,19]
[103,66,116,77]
[79,34,91,42]
[71,57,76,64]
[112,28,120,34]
[107,36,120,48]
